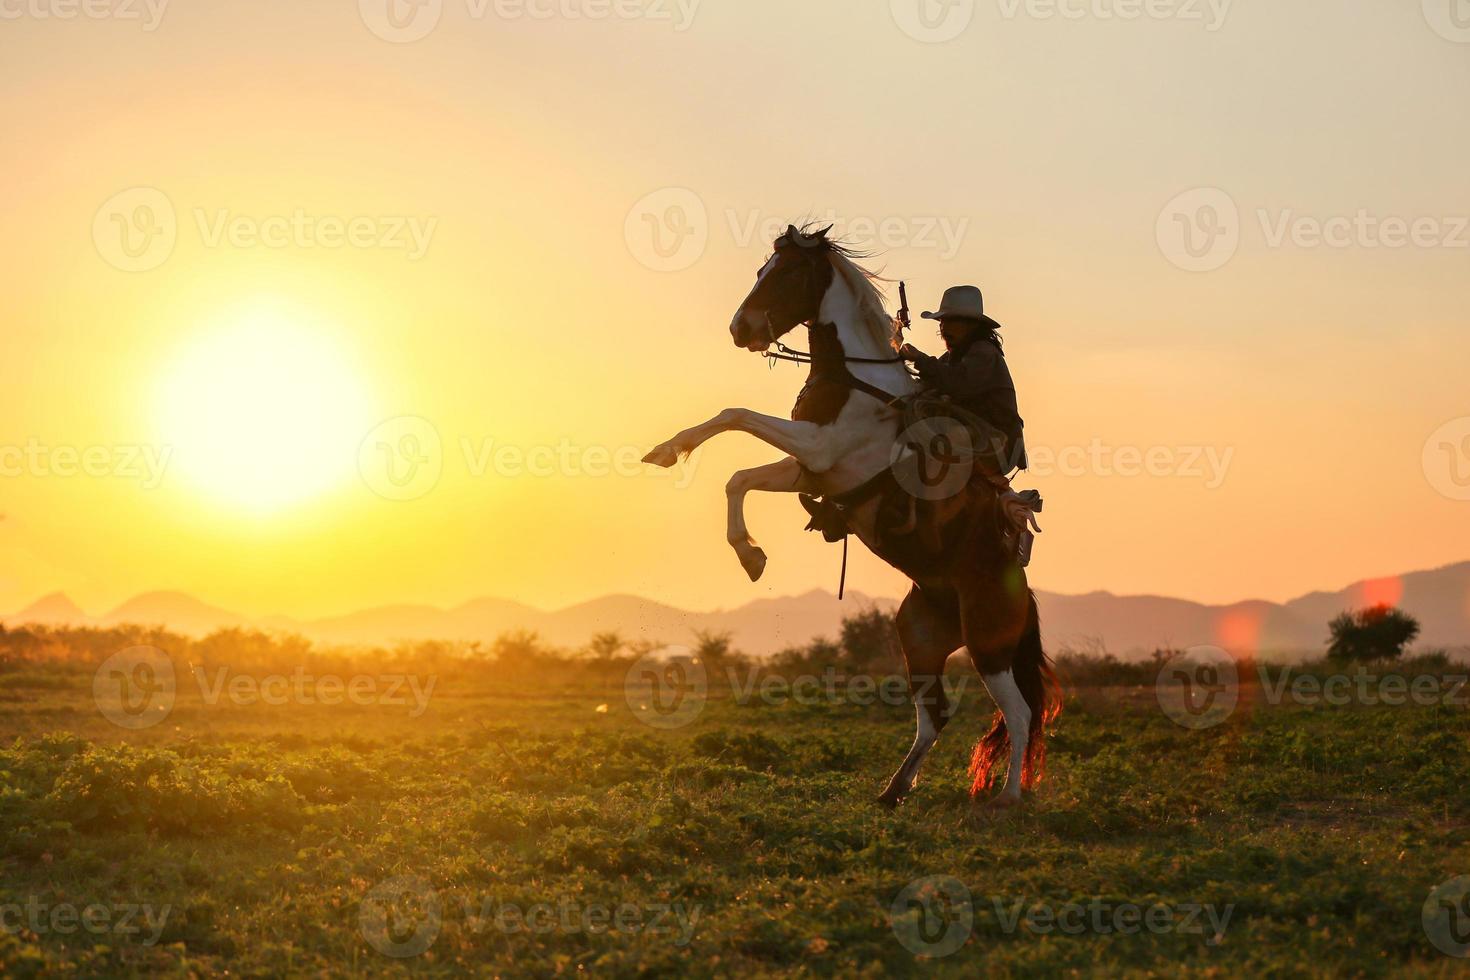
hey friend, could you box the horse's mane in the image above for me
[802,226,901,354]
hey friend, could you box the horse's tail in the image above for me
[969,591,1062,796]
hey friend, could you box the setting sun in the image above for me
[155,304,374,512]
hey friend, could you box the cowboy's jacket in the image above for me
[910,336,1028,471]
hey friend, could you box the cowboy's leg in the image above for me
[645,409,838,472]
[724,457,814,582]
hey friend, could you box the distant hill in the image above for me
[99,591,248,635]
[11,593,88,626]
[6,561,1469,658]
[1038,562,1470,656]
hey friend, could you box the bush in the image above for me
[1326,604,1420,662]
[838,607,901,672]
[45,746,304,834]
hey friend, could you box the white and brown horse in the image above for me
[644,224,1059,807]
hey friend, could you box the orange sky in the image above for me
[2,1,1468,618]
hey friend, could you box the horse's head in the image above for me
[729,223,836,351]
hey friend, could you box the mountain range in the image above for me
[6,561,1470,658]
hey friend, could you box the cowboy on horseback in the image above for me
[898,285,1042,565]
[644,225,1061,809]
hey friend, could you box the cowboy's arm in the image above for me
[910,346,996,398]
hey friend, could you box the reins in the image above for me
[762,339,908,367]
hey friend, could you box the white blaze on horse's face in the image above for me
[730,253,783,351]
[729,233,834,352]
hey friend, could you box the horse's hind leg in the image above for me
[976,669,1031,808]
[961,586,1035,807]
[878,585,961,808]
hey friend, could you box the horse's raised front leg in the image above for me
[725,457,814,582]
[644,409,836,472]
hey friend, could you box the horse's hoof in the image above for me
[642,444,679,468]
[981,793,1023,812]
[739,546,767,582]
[876,792,902,810]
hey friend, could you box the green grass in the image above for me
[1,659,1468,977]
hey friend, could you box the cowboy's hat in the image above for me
[921,285,1002,331]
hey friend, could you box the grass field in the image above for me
[2,629,1469,977]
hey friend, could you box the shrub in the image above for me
[1326,604,1420,662]
[838,607,901,672]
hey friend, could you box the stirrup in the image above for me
[1017,528,1036,568]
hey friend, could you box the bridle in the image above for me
[762,336,908,367]
[760,302,915,369]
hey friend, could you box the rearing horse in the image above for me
[644,223,1059,808]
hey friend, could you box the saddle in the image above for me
[799,392,1043,571]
